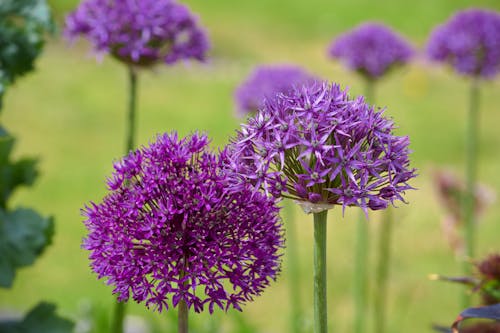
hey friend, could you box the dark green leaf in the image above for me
[0,208,53,288]
[0,302,74,333]
[0,0,54,109]
[0,131,39,208]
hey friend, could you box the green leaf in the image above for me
[0,302,74,333]
[0,0,54,109]
[0,130,39,208]
[0,208,53,288]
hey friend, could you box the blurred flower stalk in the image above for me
[328,22,414,333]
[427,8,500,307]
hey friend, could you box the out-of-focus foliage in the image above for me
[0,207,54,288]
[451,303,500,333]
[0,0,54,109]
[0,126,54,288]
[0,302,74,333]
[0,127,38,209]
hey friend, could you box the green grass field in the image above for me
[1,0,500,332]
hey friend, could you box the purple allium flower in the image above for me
[234,64,317,115]
[427,8,500,78]
[82,133,283,313]
[65,0,210,67]
[228,81,416,214]
[328,22,414,79]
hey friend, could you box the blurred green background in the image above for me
[1,0,500,332]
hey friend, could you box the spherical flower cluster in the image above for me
[82,133,283,313]
[427,8,500,78]
[234,64,316,115]
[65,0,210,67]
[328,22,414,79]
[229,81,416,214]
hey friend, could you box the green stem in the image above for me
[353,211,369,333]
[285,201,302,333]
[110,66,139,333]
[313,210,328,333]
[126,66,138,154]
[461,78,480,308]
[353,78,375,333]
[374,207,393,333]
[178,300,188,333]
[111,301,126,333]
[364,78,375,104]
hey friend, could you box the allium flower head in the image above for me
[328,22,414,79]
[427,8,500,78]
[65,0,210,67]
[229,81,416,214]
[82,132,283,313]
[234,64,316,115]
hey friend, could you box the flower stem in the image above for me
[353,211,369,333]
[353,78,375,333]
[111,301,126,333]
[461,78,480,308]
[374,207,393,333]
[178,300,188,333]
[285,201,302,333]
[110,66,139,333]
[364,78,375,104]
[125,66,138,153]
[313,210,328,333]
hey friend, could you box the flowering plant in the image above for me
[229,81,415,213]
[82,133,284,313]
[235,64,316,115]
[66,0,210,67]
[427,8,500,78]
[328,22,414,80]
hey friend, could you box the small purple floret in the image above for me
[427,8,500,78]
[229,81,416,213]
[234,64,317,115]
[82,133,283,313]
[65,0,210,67]
[328,22,414,79]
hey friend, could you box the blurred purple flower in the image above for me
[433,169,495,256]
[82,132,283,313]
[234,64,317,116]
[65,0,210,67]
[427,8,500,78]
[228,81,416,214]
[328,22,414,79]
